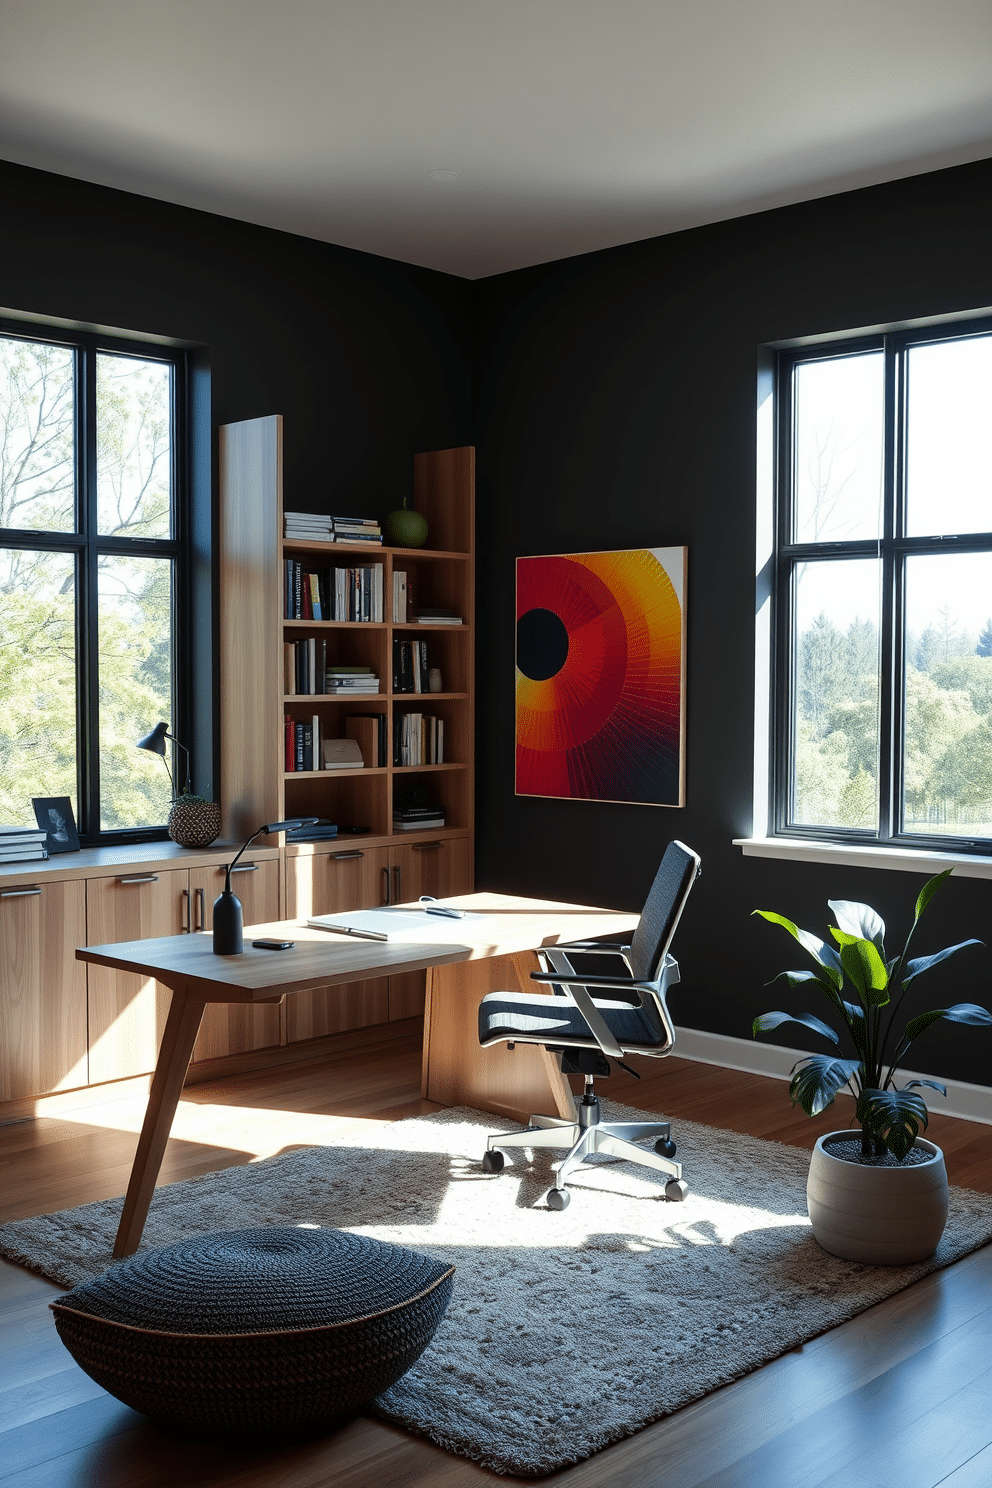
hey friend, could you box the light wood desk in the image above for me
[76,892,639,1257]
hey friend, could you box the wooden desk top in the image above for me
[76,892,640,1004]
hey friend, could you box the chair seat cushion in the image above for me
[50,1225,454,1430]
[479,990,666,1049]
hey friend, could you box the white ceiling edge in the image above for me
[4,127,991,282]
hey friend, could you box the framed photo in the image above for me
[32,796,81,854]
[515,546,687,807]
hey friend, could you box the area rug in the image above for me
[2,1104,991,1477]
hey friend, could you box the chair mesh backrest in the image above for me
[627,840,699,982]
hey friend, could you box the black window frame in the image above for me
[0,316,192,846]
[770,314,992,856]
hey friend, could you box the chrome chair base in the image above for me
[484,1096,688,1209]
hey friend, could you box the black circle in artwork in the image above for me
[517,608,569,681]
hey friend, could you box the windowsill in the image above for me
[733,836,992,881]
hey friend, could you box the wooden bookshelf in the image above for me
[219,418,475,1032]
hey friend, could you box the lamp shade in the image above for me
[136,722,170,757]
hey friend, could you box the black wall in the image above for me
[2,153,989,1088]
[473,158,992,1089]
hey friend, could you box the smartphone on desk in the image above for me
[251,938,295,950]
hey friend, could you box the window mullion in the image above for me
[79,338,101,840]
[876,336,899,843]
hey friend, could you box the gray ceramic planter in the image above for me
[806,1129,948,1265]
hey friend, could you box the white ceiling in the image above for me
[2,1,991,280]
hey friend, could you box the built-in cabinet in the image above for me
[0,877,88,1100]
[0,846,281,1103]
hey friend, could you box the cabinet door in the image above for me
[387,835,473,1021]
[189,859,282,1062]
[0,878,88,1101]
[86,870,187,1083]
[284,846,391,1040]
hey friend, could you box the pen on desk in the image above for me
[420,896,466,920]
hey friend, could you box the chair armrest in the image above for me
[559,982,625,1059]
[555,940,633,954]
[530,970,658,993]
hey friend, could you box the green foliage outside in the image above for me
[0,336,174,831]
[795,606,992,837]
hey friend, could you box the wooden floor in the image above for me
[2,1026,990,1488]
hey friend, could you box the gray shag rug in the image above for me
[3,1103,991,1477]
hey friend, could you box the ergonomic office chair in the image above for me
[477,839,701,1210]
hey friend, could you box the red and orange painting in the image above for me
[515,547,687,806]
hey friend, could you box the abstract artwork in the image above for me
[515,547,687,806]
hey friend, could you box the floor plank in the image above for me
[1,1029,990,1488]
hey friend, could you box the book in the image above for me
[392,817,445,831]
[347,712,387,767]
[321,737,364,770]
[392,569,407,623]
[0,844,48,860]
[0,826,48,841]
[415,615,461,624]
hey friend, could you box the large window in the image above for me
[771,320,992,854]
[0,322,188,841]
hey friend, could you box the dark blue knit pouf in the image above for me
[50,1226,455,1429]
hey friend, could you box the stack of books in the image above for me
[393,802,446,831]
[412,606,461,625]
[286,819,338,843]
[0,825,50,863]
[324,666,380,695]
[332,516,382,545]
[284,511,335,541]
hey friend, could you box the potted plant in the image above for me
[753,870,989,1264]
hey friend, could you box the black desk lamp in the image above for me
[213,818,318,955]
[136,721,192,796]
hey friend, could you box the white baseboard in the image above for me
[674,1026,992,1126]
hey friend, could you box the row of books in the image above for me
[394,713,444,767]
[393,638,431,694]
[0,825,49,862]
[284,512,383,545]
[284,643,382,697]
[284,561,385,622]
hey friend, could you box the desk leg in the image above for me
[112,992,206,1259]
[422,952,576,1124]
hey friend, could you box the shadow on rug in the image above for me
[3,1103,991,1477]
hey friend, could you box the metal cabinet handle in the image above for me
[195,887,205,932]
[182,888,191,933]
[332,850,365,860]
[412,841,442,852]
[1,886,41,898]
[118,874,159,884]
[382,866,390,905]
[393,865,402,901]
[230,862,258,874]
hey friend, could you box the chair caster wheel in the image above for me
[665,1179,689,1202]
[655,1137,677,1158]
[546,1187,570,1211]
[482,1149,505,1173]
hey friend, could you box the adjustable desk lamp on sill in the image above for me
[213,818,318,954]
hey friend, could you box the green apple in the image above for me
[385,498,428,548]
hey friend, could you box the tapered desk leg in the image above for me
[422,952,576,1124]
[112,991,206,1259]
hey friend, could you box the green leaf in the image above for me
[752,1011,841,1044]
[765,970,843,998]
[905,1078,947,1098]
[857,1086,929,1161]
[840,939,890,1006]
[914,869,953,922]
[753,911,843,984]
[829,899,885,950]
[904,1003,992,1042]
[902,941,984,987]
[788,1055,862,1116]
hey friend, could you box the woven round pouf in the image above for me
[50,1226,455,1430]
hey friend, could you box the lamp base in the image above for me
[212,890,243,955]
